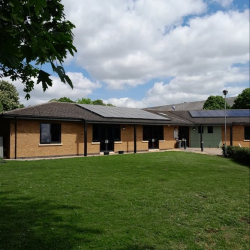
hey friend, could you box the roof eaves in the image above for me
[1,114,84,122]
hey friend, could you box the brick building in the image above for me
[0,102,249,159]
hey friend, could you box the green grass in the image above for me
[0,152,249,250]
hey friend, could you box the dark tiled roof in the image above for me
[146,97,237,111]
[2,102,249,126]
[1,102,172,124]
[166,110,250,125]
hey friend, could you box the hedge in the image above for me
[223,146,250,166]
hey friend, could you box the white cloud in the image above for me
[211,0,234,8]
[61,0,248,93]
[105,66,249,108]
[4,1,249,109]
[5,72,101,106]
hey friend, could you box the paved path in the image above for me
[170,147,222,156]
[5,148,222,161]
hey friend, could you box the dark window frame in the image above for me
[143,125,164,141]
[198,126,204,134]
[92,124,121,142]
[244,126,250,140]
[207,126,213,133]
[40,123,61,144]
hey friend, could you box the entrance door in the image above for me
[178,126,189,147]
[100,125,115,151]
[143,126,163,149]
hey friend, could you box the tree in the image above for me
[49,97,115,106]
[49,97,74,103]
[232,88,250,109]
[0,80,23,111]
[92,99,105,105]
[77,98,92,104]
[0,0,77,99]
[203,95,231,110]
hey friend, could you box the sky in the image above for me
[8,0,250,108]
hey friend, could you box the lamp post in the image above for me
[223,90,228,156]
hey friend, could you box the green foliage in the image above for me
[0,80,23,111]
[76,98,92,104]
[226,146,250,166]
[49,97,74,103]
[0,102,2,112]
[49,97,115,106]
[232,88,250,109]
[92,99,105,105]
[0,0,77,99]
[203,95,231,110]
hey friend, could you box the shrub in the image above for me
[226,146,250,166]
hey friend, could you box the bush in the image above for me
[226,146,250,166]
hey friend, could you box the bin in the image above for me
[176,140,182,148]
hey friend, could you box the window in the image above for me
[207,126,213,133]
[143,126,164,141]
[198,126,203,133]
[40,123,61,144]
[92,124,100,142]
[92,124,121,142]
[244,126,250,140]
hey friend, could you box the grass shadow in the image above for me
[0,192,102,250]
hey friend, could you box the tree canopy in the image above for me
[203,95,231,110]
[0,0,77,99]
[0,80,24,111]
[50,97,115,106]
[77,98,92,104]
[232,88,250,109]
[50,97,74,103]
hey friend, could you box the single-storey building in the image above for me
[0,102,249,159]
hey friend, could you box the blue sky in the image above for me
[12,0,249,108]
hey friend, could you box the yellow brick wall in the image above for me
[115,124,134,152]
[84,124,178,154]
[136,125,149,152]
[87,124,100,154]
[159,126,178,149]
[10,120,84,158]
[231,125,250,148]
[8,120,250,158]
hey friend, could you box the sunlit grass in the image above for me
[0,152,249,250]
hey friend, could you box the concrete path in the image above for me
[5,147,222,161]
[171,147,222,156]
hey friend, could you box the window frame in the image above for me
[207,126,213,133]
[40,123,61,144]
[198,126,204,134]
[143,125,164,141]
[244,126,250,140]
[92,124,121,142]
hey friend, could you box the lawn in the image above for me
[0,152,249,250]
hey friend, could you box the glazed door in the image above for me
[178,126,189,147]
[100,126,114,151]
[143,126,163,149]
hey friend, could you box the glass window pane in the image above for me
[40,124,51,143]
[208,126,213,133]
[158,126,164,140]
[143,126,149,140]
[244,126,250,140]
[51,124,61,143]
[198,127,203,133]
[114,125,121,141]
[93,124,100,142]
